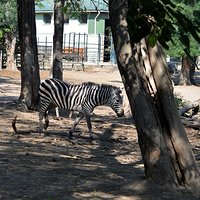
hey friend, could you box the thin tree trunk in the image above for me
[180,55,192,85]
[190,58,195,85]
[52,0,64,80]
[5,31,17,71]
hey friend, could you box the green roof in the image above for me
[35,0,54,12]
[35,0,108,12]
[83,0,108,11]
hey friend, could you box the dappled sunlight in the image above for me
[0,68,200,199]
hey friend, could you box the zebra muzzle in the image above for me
[117,109,124,117]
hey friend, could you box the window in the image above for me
[43,14,52,24]
[64,15,69,24]
[79,13,87,24]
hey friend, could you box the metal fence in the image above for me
[37,32,116,70]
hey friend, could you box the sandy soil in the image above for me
[0,67,200,200]
[171,71,200,103]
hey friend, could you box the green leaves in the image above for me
[127,0,175,47]
[127,0,200,57]
[127,14,152,43]
[147,32,158,47]
[146,25,162,47]
[63,0,85,18]
[0,0,17,39]
[0,30,3,39]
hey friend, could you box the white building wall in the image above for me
[66,20,88,34]
[35,14,107,65]
[36,16,88,43]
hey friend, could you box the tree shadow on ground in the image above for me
[0,77,199,199]
[72,125,200,200]
[0,120,199,199]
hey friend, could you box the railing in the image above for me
[36,33,116,69]
[12,33,117,70]
[0,51,2,70]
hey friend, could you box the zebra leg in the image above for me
[69,112,84,139]
[85,114,93,140]
[44,112,49,130]
[38,100,50,132]
[39,111,49,132]
[39,112,44,132]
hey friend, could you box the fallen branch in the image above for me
[181,116,200,129]
[178,102,199,116]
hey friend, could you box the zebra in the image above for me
[38,78,124,139]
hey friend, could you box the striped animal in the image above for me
[39,78,124,139]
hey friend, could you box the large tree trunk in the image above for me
[17,0,40,110]
[109,0,200,188]
[52,0,64,80]
[109,0,177,185]
[146,42,200,187]
[5,31,17,71]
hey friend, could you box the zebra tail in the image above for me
[12,115,38,134]
[12,115,19,134]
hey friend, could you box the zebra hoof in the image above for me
[44,124,49,130]
[68,131,73,139]
[38,128,43,133]
[89,135,94,141]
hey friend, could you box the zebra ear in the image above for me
[115,88,122,94]
[120,87,125,92]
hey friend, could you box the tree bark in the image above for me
[52,0,64,80]
[17,0,40,110]
[146,42,200,187]
[109,0,200,187]
[109,0,177,185]
[179,55,194,85]
[5,31,17,70]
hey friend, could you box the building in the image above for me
[35,0,109,35]
[35,0,115,68]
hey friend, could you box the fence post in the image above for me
[84,33,88,61]
[45,36,48,59]
[97,34,101,65]
[0,51,2,70]
[63,34,66,49]
[110,36,116,64]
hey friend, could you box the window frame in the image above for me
[43,13,52,24]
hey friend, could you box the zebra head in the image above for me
[108,87,124,117]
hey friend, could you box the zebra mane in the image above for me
[81,82,119,90]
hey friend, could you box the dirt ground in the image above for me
[0,67,200,200]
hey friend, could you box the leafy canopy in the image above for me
[63,0,85,21]
[166,0,200,57]
[127,0,200,54]
[0,0,17,39]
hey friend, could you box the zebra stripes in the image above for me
[39,78,124,139]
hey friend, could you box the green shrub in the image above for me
[174,95,186,109]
